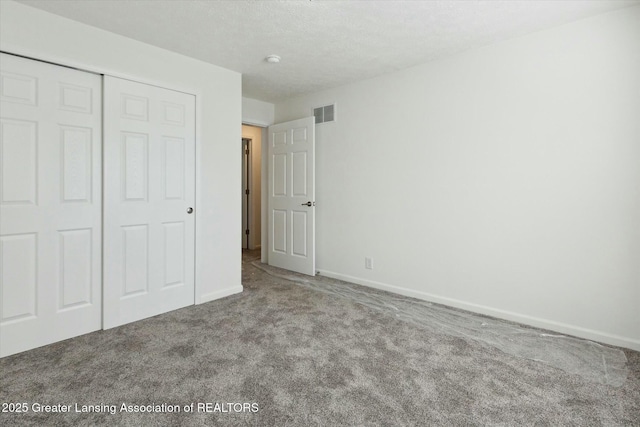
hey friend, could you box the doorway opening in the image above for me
[241,124,263,256]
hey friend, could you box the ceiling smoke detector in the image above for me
[265,55,281,64]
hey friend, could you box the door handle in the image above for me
[301,201,315,207]
[187,207,194,214]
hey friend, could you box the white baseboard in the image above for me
[198,286,243,304]
[316,269,640,352]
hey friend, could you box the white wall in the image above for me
[275,6,640,350]
[242,97,275,127]
[0,1,243,304]
[242,125,262,249]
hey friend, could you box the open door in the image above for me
[267,117,315,275]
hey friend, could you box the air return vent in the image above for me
[313,104,335,124]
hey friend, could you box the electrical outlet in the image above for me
[365,257,373,270]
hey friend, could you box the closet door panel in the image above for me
[103,76,195,329]
[0,53,102,357]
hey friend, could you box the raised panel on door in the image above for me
[162,221,185,288]
[291,210,308,257]
[60,125,93,203]
[0,53,102,357]
[122,132,149,202]
[164,137,185,200]
[0,233,37,323]
[291,151,308,197]
[103,76,195,329]
[272,209,287,254]
[121,94,149,121]
[272,153,287,197]
[58,228,93,310]
[59,83,93,114]
[161,102,185,126]
[267,117,315,275]
[0,71,37,105]
[0,119,37,205]
[122,225,149,296]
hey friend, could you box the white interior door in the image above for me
[0,53,102,357]
[267,117,315,275]
[103,76,195,329]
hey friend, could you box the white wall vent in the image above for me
[313,104,336,124]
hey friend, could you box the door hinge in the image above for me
[245,149,249,155]
[245,229,250,235]
[245,189,250,195]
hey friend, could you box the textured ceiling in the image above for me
[15,0,640,103]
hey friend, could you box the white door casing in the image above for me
[0,53,102,357]
[267,117,315,275]
[103,76,196,329]
[242,138,249,249]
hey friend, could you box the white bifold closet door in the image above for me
[103,76,195,329]
[0,53,102,357]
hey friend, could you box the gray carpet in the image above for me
[1,249,638,426]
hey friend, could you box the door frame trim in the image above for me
[242,137,251,249]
